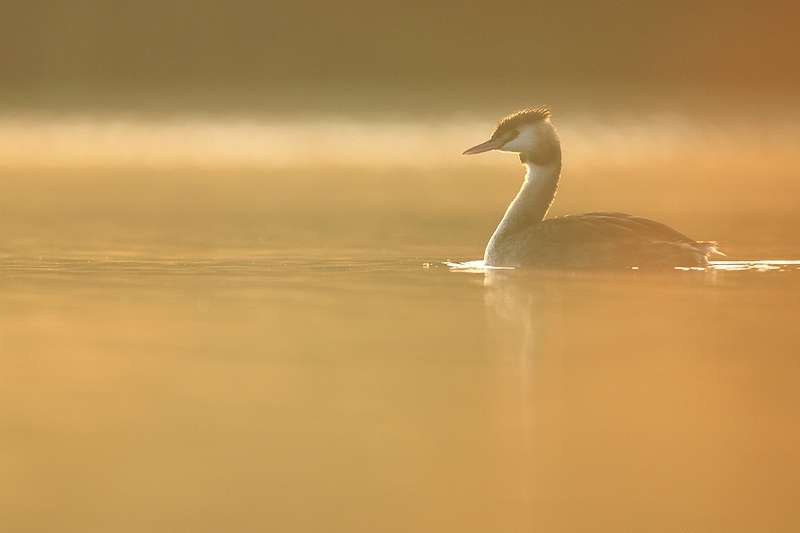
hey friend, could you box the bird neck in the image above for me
[487,160,562,247]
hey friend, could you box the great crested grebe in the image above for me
[463,106,720,268]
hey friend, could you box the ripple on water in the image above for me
[1,257,799,280]
[447,259,800,273]
[0,256,444,280]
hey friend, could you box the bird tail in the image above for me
[697,241,725,258]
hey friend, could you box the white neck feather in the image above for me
[484,161,561,262]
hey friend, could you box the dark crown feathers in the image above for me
[492,106,552,138]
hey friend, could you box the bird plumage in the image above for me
[463,106,720,268]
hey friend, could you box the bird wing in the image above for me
[529,212,697,245]
[507,212,715,267]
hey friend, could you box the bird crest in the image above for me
[492,106,552,138]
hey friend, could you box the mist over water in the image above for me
[3,101,800,169]
[2,99,798,260]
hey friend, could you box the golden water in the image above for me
[1,111,799,531]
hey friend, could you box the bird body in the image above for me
[463,106,719,268]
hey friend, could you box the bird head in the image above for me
[462,106,560,165]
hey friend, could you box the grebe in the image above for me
[463,106,720,268]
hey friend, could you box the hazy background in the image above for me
[1,0,799,262]
[3,0,800,112]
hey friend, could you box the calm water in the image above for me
[1,111,800,531]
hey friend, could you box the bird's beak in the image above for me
[462,138,505,155]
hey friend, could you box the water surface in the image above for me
[1,111,800,532]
